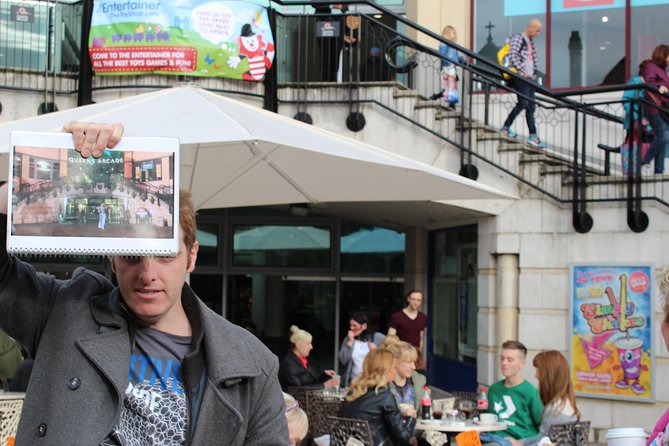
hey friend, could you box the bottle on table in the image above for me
[421,385,432,420]
[477,386,488,411]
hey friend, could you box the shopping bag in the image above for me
[442,66,460,104]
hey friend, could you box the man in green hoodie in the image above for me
[486,340,544,442]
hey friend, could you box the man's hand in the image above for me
[63,121,124,158]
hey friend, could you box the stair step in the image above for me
[477,130,519,143]
[435,110,461,121]
[456,121,496,132]
[393,88,421,99]
[415,100,453,111]
[497,141,528,151]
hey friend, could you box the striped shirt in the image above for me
[508,33,538,79]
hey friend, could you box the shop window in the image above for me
[133,159,163,182]
[473,0,547,85]
[28,157,59,181]
[630,1,669,73]
[340,224,405,275]
[550,4,625,88]
[196,223,220,267]
[232,224,332,268]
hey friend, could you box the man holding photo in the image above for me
[0,122,289,445]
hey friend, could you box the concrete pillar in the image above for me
[495,254,519,358]
[404,226,428,295]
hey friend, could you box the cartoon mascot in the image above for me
[226,24,275,81]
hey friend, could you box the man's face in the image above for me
[407,292,423,311]
[111,236,199,328]
[500,348,526,379]
[528,23,542,38]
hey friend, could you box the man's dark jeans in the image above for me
[503,77,537,135]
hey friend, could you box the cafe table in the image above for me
[416,419,507,433]
[415,419,507,446]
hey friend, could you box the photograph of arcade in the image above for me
[11,145,175,238]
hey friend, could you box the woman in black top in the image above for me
[339,348,416,446]
[279,325,339,390]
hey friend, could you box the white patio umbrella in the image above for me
[0,85,511,209]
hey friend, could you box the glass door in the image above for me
[429,226,478,392]
[227,274,337,370]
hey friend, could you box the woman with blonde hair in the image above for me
[509,350,580,446]
[339,348,417,446]
[283,392,309,446]
[648,267,669,446]
[381,335,425,419]
[279,325,339,390]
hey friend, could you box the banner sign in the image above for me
[570,265,654,402]
[503,0,625,16]
[89,0,275,80]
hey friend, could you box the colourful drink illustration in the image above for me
[613,336,646,394]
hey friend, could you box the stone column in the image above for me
[496,254,519,356]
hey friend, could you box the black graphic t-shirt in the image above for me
[101,326,192,446]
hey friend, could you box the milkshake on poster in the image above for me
[570,265,653,401]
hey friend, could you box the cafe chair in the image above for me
[548,420,591,446]
[452,391,478,402]
[310,398,343,437]
[286,386,323,413]
[0,398,24,446]
[328,416,374,446]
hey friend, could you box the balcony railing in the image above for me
[1,0,667,232]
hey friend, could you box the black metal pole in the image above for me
[263,8,278,112]
[77,0,93,106]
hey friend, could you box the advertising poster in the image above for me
[88,0,275,80]
[570,265,654,401]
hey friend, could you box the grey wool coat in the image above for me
[0,231,289,444]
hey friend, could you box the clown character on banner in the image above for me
[226,24,275,81]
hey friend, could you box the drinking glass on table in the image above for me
[433,401,443,420]
[457,399,475,419]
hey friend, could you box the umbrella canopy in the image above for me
[341,227,405,253]
[233,225,330,250]
[0,85,512,210]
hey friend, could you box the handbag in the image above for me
[646,90,669,121]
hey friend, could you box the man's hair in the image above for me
[180,190,197,253]
[651,44,669,68]
[502,340,527,357]
[406,289,423,299]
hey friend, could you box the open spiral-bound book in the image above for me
[7,131,180,256]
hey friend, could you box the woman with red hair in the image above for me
[509,350,580,446]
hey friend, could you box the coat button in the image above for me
[68,377,81,390]
[37,423,47,436]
